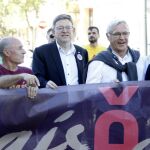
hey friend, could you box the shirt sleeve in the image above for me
[86,61,103,84]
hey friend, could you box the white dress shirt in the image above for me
[86,50,147,84]
[57,42,78,85]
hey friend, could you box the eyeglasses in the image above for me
[49,34,54,38]
[109,32,130,38]
[55,26,73,31]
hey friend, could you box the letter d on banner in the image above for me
[94,110,138,150]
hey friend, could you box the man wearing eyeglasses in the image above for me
[32,14,88,88]
[86,20,146,83]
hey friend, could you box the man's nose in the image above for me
[22,49,26,54]
[119,34,125,39]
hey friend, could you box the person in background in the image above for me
[145,67,150,80]
[144,56,150,80]
[83,26,106,61]
[0,55,2,64]
[0,38,2,64]
[0,37,40,99]
[46,28,55,43]
[86,20,146,84]
[32,14,88,88]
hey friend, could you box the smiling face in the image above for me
[107,22,130,56]
[53,19,75,44]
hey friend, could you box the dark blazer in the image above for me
[145,64,150,80]
[32,42,88,88]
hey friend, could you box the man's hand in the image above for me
[20,73,40,87]
[20,73,40,99]
[112,79,120,83]
[46,80,58,89]
[26,86,38,99]
[0,73,40,99]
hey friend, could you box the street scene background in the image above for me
[0,0,150,67]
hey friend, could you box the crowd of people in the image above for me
[0,13,150,99]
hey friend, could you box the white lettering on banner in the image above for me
[34,127,63,150]
[54,110,74,123]
[35,125,89,150]
[1,110,150,150]
[0,110,89,150]
[0,131,32,150]
[65,125,89,150]
[35,110,89,150]
[133,139,150,150]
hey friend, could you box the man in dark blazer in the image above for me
[145,64,150,80]
[32,14,88,88]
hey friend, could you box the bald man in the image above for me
[0,37,40,99]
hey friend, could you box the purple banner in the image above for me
[0,81,150,150]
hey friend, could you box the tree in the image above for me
[0,0,45,48]
[12,0,46,49]
[12,0,45,30]
[0,0,17,36]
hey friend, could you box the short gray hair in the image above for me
[52,14,73,27]
[0,37,17,56]
[106,20,129,34]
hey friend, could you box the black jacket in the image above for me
[32,42,88,88]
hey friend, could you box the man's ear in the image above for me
[106,33,109,38]
[72,27,76,40]
[52,28,55,35]
[73,27,76,35]
[3,49,10,57]
[73,27,76,32]
[106,33,110,40]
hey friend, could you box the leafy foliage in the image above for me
[0,0,45,37]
